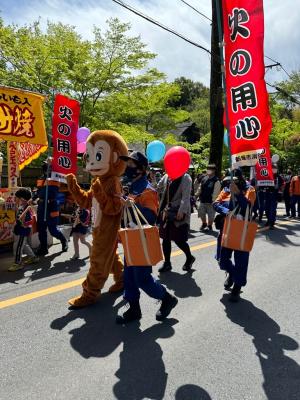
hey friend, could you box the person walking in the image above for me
[264,164,284,229]
[196,164,221,231]
[9,189,39,271]
[213,170,256,302]
[158,172,195,272]
[117,151,178,324]
[70,206,92,260]
[290,168,300,219]
[35,160,68,256]
[283,169,293,217]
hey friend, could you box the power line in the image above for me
[266,82,300,105]
[111,0,211,54]
[180,0,293,81]
[179,0,212,22]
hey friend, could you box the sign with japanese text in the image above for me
[52,94,80,176]
[255,147,274,187]
[7,142,19,188]
[222,1,272,167]
[0,209,15,245]
[0,86,47,145]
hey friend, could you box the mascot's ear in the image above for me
[113,152,118,163]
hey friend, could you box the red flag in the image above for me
[52,94,80,176]
[222,0,272,167]
[255,147,274,186]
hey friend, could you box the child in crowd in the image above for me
[70,206,92,260]
[9,188,39,272]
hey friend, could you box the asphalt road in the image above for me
[0,209,300,400]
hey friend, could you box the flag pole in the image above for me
[214,0,233,176]
[43,88,55,222]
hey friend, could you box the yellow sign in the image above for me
[0,209,15,245]
[0,86,48,146]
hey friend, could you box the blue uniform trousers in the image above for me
[124,265,166,302]
[37,214,66,251]
[265,191,277,225]
[291,195,300,217]
[216,233,249,287]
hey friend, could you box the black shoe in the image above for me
[207,225,213,231]
[229,284,241,302]
[116,301,142,324]
[200,223,207,231]
[156,292,178,321]
[159,262,172,273]
[35,247,48,256]
[224,273,233,290]
[269,224,275,230]
[289,215,295,219]
[62,242,68,252]
[264,222,270,227]
[182,255,196,271]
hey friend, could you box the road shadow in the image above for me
[159,270,202,298]
[221,295,300,400]
[259,223,300,247]
[28,257,87,281]
[0,252,87,286]
[175,384,212,400]
[189,229,218,239]
[51,293,178,400]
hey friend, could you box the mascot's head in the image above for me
[84,130,128,178]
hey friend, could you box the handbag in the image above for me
[119,201,163,266]
[221,205,257,252]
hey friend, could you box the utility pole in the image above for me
[209,0,224,176]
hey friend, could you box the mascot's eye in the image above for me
[96,152,102,161]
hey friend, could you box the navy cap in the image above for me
[120,151,148,168]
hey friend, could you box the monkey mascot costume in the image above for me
[67,130,128,308]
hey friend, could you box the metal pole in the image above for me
[43,88,55,222]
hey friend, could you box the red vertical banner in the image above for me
[255,147,274,186]
[222,0,272,167]
[52,94,80,176]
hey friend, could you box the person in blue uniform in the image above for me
[213,170,256,302]
[35,160,68,256]
[116,151,178,324]
[264,164,284,229]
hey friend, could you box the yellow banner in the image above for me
[0,209,15,245]
[0,86,48,145]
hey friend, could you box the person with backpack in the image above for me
[197,164,221,231]
[9,188,39,271]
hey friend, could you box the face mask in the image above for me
[124,166,139,181]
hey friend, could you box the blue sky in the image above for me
[0,0,299,86]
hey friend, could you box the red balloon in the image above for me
[164,146,191,180]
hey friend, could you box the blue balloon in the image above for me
[224,130,229,147]
[146,140,166,162]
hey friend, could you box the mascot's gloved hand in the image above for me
[66,173,80,193]
[92,178,107,206]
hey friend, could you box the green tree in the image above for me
[169,77,209,109]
